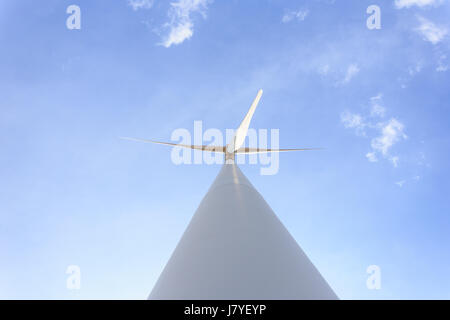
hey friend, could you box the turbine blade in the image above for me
[235,147,323,154]
[120,137,225,153]
[228,89,263,152]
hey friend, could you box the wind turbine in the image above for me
[122,89,338,299]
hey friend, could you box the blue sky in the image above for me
[1,0,449,299]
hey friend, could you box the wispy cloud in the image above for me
[317,63,360,85]
[395,175,421,187]
[128,0,154,11]
[390,155,400,167]
[398,62,424,88]
[127,0,211,47]
[341,64,360,85]
[366,152,378,162]
[159,0,212,48]
[408,61,423,76]
[282,9,309,23]
[342,95,407,167]
[370,94,386,118]
[437,54,449,72]
[341,111,366,136]
[395,0,442,9]
[371,118,407,158]
[395,180,406,187]
[416,16,448,45]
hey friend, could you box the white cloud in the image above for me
[437,54,449,72]
[317,63,360,86]
[128,0,154,11]
[282,9,309,23]
[408,62,423,76]
[396,175,421,187]
[160,0,211,48]
[395,180,406,187]
[416,16,448,45]
[341,64,360,84]
[390,156,400,167]
[417,151,430,167]
[366,152,378,162]
[341,112,364,128]
[341,111,366,135]
[395,0,441,9]
[370,104,386,117]
[398,62,423,88]
[371,93,383,101]
[342,96,407,167]
[370,94,386,118]
[371,118,407,156]
[162,21,194,47]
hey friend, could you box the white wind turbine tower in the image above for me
[122,89,338,299]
